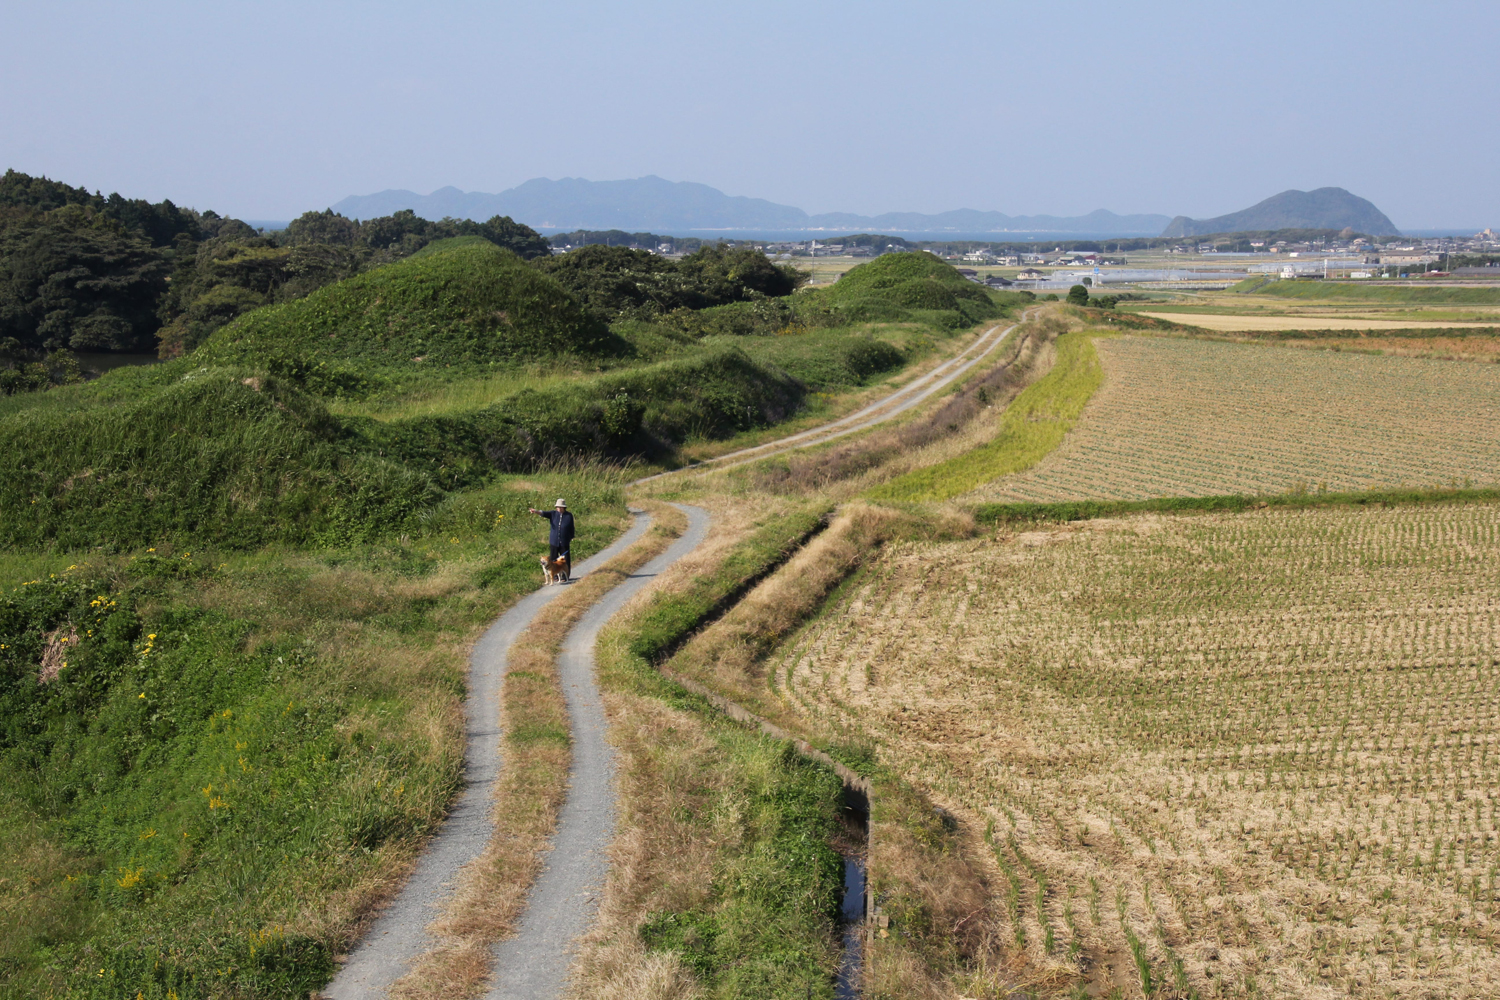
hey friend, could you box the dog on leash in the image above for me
[539,553,571,585]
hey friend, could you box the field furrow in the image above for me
[771,504,1500,998]
[964,337,1500,503]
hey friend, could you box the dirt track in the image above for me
[485,504,710,999]
[323,308,1036,997]
[634,309,1032,484]
[321,514,653,1000]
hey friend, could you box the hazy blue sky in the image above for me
[4,1,1496,228]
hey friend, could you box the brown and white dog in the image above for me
[539,553,571,585]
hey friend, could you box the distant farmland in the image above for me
[1135,312,1500,332]
[773,503,1500,999]
[1256,282,1500,305]
[965,337,1500,502]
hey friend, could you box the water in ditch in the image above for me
[835,782,869,999]
[835,854,867,998]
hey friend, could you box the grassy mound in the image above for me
[197,242,616,373]
[0,370,439,549]
[814,251,1009,329]
[0,347,804,547]
[363,347,806,486]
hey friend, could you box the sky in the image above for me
[4,1,1496,229]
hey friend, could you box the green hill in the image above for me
[814,251,1009,328]
[1161,187,1399,238]
[197,242,617,374]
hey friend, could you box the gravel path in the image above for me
[322,512,653,1000]
[633,309,1032,485]
[486,503,710,1000]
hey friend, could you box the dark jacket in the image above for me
[537,509,575,549]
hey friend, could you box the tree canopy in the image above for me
[0,171,557,363]
[533,243,806,320]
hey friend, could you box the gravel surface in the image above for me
[321,513,653,1000]
[633,311,1031,485]
[485,504,710,1000]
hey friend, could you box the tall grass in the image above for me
[867,330,1104,502]
[0,470,628,1000]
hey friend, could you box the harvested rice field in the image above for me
[1135,313,1499,332]
[772,503,1500,999]
[965,337,1500,503]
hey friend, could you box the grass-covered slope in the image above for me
[814,251,1014,328]
[197,242,617,371]
[0,472,628,1000]
[0,347,804,548]
[0,371,439,549]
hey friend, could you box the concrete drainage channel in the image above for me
[835,784,870,1000]
[657,663,876,997]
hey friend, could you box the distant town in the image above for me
[543,228,1500,292]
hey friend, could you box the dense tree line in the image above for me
[0,170,554,364]
[0,171,810,389]
[533,243,807,320]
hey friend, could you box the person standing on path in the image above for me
[530,498,575,563]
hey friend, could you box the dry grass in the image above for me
[1137,312,1500,332]
[738,315,1061,499]
[674,310,1073,505]
[771,502,1500,998]
[387,502,687,1000]
[575,500,1059,999]
[965,336,1500,503]
[662,503,911,727]
[564,681,722,1000]
[1207,333,1500,365]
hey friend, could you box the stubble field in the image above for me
[964,337,1500,503]
[771,502,1500,998]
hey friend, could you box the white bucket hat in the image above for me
[555,498,567,507]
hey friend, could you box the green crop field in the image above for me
[771,501,1500,999]
[964,336,1500,503]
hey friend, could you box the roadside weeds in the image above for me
[387,502,687,1000]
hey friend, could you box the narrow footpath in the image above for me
[322,514,653,1000]
[485,505,710,999]
[634,310,1030,484]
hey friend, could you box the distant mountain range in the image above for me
[332,176,1173,236]
[331,177,1400,239]
[1161,188,1399,237]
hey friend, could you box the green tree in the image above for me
[0,212,168,352]
[285,208,360,247]
[469,215,551,259]
[1067,284,1090,306]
